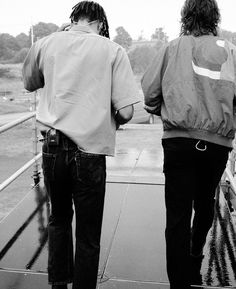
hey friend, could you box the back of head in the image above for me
[180,0,221,36]
[70,1,110,38]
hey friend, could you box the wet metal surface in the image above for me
[101,184,167,283]
[0,270,48,289]
[98,279,169,289]
[106,125,164,185]
[0,185,48,270]
[0,124,236,288]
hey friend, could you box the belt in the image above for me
[41,129,77,148]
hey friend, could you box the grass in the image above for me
[0,63,23,78]
[0,64,38,220]
[0,63,32,114]
[0,102,30,114]
[0,63,24,93]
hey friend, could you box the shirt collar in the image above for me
[70,25,95,34]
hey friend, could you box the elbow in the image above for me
[23,78,35,92]
[23,78,43,92]
[116,105,134,125]
[24,85,34,93]
[121,107,134,122]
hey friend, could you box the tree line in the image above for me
[0,22,235,75]
[0,22,170,75]
[0,22,59,64]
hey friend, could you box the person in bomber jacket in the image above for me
[142,0,236,288]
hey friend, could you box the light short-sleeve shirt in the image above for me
[22,25,140,156]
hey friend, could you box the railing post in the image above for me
[32,91,40,185]
[149,115,154,124]
[229,149,236,177]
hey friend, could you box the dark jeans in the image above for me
[162,137,230,289]
[42,130,106,289]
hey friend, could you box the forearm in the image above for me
[144,94,163,116]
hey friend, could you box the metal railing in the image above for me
[220,149,236,212]
[0,97,236,210]
[0,93,42,193]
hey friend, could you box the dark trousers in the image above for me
[42,130,106,289]
[162,137,230,289]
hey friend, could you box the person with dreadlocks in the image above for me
[22,1,139,289]
[142,0,236,288]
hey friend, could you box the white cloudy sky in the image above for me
[0,0,236,40]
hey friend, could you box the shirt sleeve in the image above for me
[141,44,169,116]
[22,41,44,92]
[112,47,140,111]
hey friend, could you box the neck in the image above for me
[72,19,99,35]
[73,19,90,26]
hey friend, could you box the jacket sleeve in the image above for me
[22,42,44,92]
[141,44,169,116]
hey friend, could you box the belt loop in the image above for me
[195,140,207,151]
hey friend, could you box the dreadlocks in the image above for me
[70,1,110,39]
[180,0,221,37]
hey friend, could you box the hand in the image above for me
[57,23,71,32]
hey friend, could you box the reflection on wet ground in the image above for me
[202,188,236,287]
[0,124,235,288]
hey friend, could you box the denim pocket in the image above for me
[75,151,106,186]
[42,152,57,180]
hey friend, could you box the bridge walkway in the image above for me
[0,125,235,288]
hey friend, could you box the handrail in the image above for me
[0,153,42,192]
[0,92,41,191]
[220,153,236,213]
[0,111,36,134]
[1,103,236,201]
[224,166,236,197]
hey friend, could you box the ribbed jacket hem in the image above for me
[163,129,233,148]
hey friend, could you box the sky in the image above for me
[1,0,236,40]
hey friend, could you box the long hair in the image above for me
[180,0,221,36]
[70,1,110,38]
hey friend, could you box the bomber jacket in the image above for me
[142,35,236,148]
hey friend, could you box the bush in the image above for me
[10,48,29,64]
[128,41,166,74]
[0,63,23,79]
[128,44,158,74]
